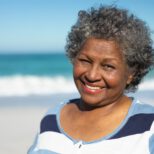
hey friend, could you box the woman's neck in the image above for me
[77,95,132,117]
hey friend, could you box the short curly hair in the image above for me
[65,5,154,92]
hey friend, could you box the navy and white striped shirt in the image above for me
[28,98,154,154]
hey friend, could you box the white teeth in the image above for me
[86,84,101,90]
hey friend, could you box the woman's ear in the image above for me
[126,73,134,85]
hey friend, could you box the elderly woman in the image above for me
[28,6,154,154]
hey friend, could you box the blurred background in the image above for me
[0,0,154,154]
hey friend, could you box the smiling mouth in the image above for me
[82,82,104,94]
[85,84,102,90]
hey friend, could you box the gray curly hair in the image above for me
[65,5,154,92]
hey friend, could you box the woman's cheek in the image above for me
[103,72,121,87]
[74,62,88,75]
[73,64,83,77]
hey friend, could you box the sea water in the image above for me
[0,52,153,96]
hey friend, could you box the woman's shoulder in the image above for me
[132,98,154,114]
[127,98,154,132]
[45,98,80,115]
[40,98,80,134]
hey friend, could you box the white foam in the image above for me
[0,75,77,96]
[0,75,153,97]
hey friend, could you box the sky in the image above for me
[0,0,154,53]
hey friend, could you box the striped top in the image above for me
[28,98,154,154]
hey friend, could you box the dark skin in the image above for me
[60,38,133,142]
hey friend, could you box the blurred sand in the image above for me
[0,91,153,154]
[0,106,47,154]
[0,93,78,154]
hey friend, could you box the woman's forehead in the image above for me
[80,38,123,57]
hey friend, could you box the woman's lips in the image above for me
[82,83,104,94]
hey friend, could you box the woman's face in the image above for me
[73,38,132,107]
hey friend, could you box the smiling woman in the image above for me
[73,38,131,108]
[28,5,154,154]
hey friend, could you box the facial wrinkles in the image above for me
[79,53,119,78]
[80,46,124,68]
[78,39,127,79]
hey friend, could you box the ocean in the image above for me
[0,52,153,97]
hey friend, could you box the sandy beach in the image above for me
[0,106,46,154]
[0,91,153,154]
[0,93,79,154]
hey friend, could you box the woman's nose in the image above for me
[85,65,101,82]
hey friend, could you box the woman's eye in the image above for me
[79,58,90,63]
[103,64,115,70]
